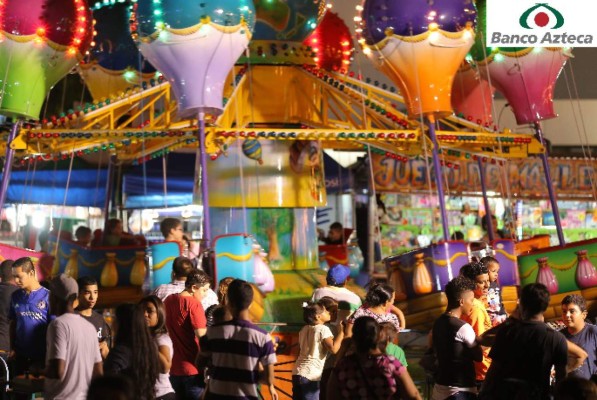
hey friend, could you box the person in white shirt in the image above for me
[312,264,362,323]
[44,274,103,400]
[153,256,218,310]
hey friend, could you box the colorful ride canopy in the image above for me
[303,10,353,72]
[452,61,495,128]
[240,0,326,64]
[470,0,569,125]
[132,0,256,118]
[79,1,158,101]
[0,0,94,120]
[358,0,476,119]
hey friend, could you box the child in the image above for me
[460,262,493,384]
[379,322,408,368]
[317,297,340,400]
[480,256,507,326]
[292,301,344,399]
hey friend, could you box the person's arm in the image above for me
[158,344,172,374]
[470,343,483,362]
[317,228,325,242]
[99,340,109,360]
[395,369,422,400]
[45,359,66,380]
[8,320,15,358]
[196,334,211,370]
[389,304,406,330]
[551,333,569,386]
[479,322,504,347]
[565,340,586,374]
[45,320,68,379]
[259,363,278,400]
[92,362,103,379]
[334,337,353,364]
[459,323,483,362]
[322,328,344,354]
[344,320,353,338]
[189,300,207,339]
[196,350,211,370]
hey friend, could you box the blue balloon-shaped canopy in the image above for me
[135,0,256,37]
[92,2,155,73]
[361,0,476,44]
[133,0,256,117]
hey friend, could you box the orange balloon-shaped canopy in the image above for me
[358,0,477,119]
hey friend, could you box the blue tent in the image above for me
[123,151,351,208]
[4,167,107,207]
[1,151,350,209]
[123,153,195,209]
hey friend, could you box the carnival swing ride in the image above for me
[1,0,597,396]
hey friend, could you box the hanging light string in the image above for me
[561,57,597,200]
[53,145,76,267]
[476,34,518,239]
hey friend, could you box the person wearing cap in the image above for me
[311,264,362,324]
[44,274,103,400]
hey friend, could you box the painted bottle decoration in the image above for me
[388,259,408,301]
[413,253,433,295]
[130,251,147,286]
[64,249,79,279]
[101,252,118,287]
[536,257,558,294]
[575,250,597,289]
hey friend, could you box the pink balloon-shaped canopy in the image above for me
[475,48,569,125]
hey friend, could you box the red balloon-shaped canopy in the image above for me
[0,0,94,119]
[452,62,495,128]
[2,0,93,53]
[303,11,353,72]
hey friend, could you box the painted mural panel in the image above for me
[372,154,597,199]
[210,208,318,271]
[206,140,326,207]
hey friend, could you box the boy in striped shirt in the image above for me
[198,279,278,400]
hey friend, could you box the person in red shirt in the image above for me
[164,270,210,399]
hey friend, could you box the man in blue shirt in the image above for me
[9,257,50,377]
[560,294,597,380]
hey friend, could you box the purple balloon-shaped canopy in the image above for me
[361,0,476,44]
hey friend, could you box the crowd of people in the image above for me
[428,257,597,400]
[0,254,277,400]
[1,236,597,399]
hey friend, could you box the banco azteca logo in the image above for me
[519,3,564,29]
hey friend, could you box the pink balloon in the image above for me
[477,48,569,125]
[452,62,495,126]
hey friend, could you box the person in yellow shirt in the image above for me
[460,261,492,387]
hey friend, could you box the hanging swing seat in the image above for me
[212,233,275,294]
[48,234,146,288]
[150,240,184,289]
